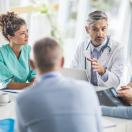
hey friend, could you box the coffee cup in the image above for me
[0,93,10,104]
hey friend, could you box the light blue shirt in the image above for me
[16,71,103,132]
[0,44,36,88]
[90,37,108,82]
[102,106,132,119]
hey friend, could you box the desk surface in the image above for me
[0,103,131,132]
[0,94,132,128]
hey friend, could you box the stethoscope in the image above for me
[85,36,111,69]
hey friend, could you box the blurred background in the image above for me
[0,0,132,83]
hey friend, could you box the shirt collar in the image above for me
[40,71,61,81]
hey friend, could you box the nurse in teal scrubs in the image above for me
[0,12,36,89]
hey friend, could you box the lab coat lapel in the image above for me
[98,40,112,68]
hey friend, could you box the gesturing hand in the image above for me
[91,58,106,75]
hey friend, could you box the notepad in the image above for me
[0,118,15,132]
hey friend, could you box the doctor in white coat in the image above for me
[71,10,124,88]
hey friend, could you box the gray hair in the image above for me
[87,10,108,25]
[33,37,63,71]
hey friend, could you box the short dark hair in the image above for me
[87,10,108,25]
[33,37,63,71]
[0,12,26,40]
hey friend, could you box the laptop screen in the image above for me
[60,68,89,81]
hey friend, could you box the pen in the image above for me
[2,90,18,94]
[84,51,92,62]
[86,57,92,62]
[104,124,116,129]
[85,55,92,62]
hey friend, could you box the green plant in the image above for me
[31,1,63,44]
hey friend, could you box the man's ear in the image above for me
[85,25,89,34]
[60,57,64,68]
[30,59,36,70]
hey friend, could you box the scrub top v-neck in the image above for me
[0,44,36,88]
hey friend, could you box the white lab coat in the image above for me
[71,38,125,88]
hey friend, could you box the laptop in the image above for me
[60,68,89,81]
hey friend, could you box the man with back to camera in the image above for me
[71,10,124,87]
[16,37,103,132]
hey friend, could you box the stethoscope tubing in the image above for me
[84,37,111,69]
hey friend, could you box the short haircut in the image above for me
[0,12,26,40]
[33,37,63,71]
[87,10,108,25]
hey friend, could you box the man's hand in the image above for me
[91,58,106,75]
[118,87,132,104]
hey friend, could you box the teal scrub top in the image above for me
[0,44,36,88]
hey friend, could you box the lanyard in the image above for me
[85,37,111,69]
